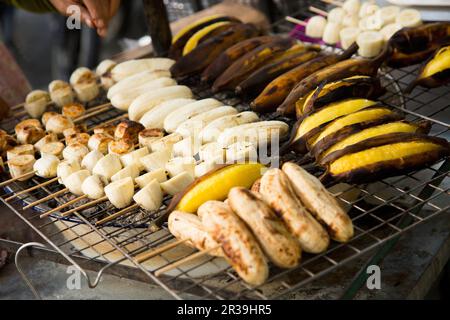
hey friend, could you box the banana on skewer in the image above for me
[139,99,196,129]
[138,128,165,149]
[63,169,90,196]
[57,160,81,184]
[81,149,104,172]
[111,163,141,182]
[33,154,60,178]
[133,179,163,211]
[70,67,100,103]
[24,90,51,118]
[135,168,167,189]
[93,153,123,181]
[40,141,65,159]
[96,59,117,90]
[34,133,58,153]
[6,144,34,161]
[48,80,74,108]
[81,174,108,199]
[62,142,89,163]
[104,177,135,209]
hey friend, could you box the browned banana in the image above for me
[277,52,387,117]
[235,48,321,96]
[201,35,277,83]
[212,37,297,92]
[168,15,240,60]
[170,23,259,78]
[250,43,358,114]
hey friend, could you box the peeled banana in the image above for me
[138,128,165,148]
[396,9,422,28]
[81,174,108,199]
[104,177,135,209]
[150,133,183,153]
[133,179,163,211]
[93,153,123,181]
[165,157,196,178]
[139,98,196,129]
[111,163,141,182]
[357,31,384,58]
[135,168,167,189]
[305,16,327,39]
[81,149,104,172]
[8,155,35,181]
[48,80,74,108]
[57,160,81,184]
[25,90,50,118]
[63,143,89,163]
[96,59,117,90]
[107,70,171,99]
[111,58,175,82]
[139,148,171,172]
[64,169,90,196]
[120,147,149,170]
[33,154,60,178]
[160,171,194,196]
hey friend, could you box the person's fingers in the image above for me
[78,5,94,29]
[97,27,108,38]
[109,0,121,17]
[83,0,108,29]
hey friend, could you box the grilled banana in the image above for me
[104,177,135,209]
[160,171,194,196]
[198,200,268,285]
[48,80,74,108]
[169,15,239,60]
[150,133,183,153]
[236,49,321,96]
[228,187,301,268]
[168,163,265,214]
[108,139,135,156]
[34,133,58,152]
[318,121,432,165]
[63,143,89,163]
[212,38,297,92]
[81,174,108,199]
[128,85,193,121]
[114,120,144,143]
[405,45,450,93]
[64,169,90,196]
[45,114,74,136]
[199,111,259,144]
[62,103,85,120]
[297,75,384,117]
[8,155,35,181]
[107,70,171,99]
[182,21,235,56]
[175,106,237,137]
[7,144,34,161]
[70,67,99,102]
[216,120,289,147]
[33,154,60,178]
[25,90,50,118]
[278,56,385,117]
[110,77,177,111]
[170,23,259,78]
[282,162,353,243]
[286,98,378,154]
[40,141,65,159]
[16,126,45,145]
[111,58,175,82]
[57,160,80,184]
[259,168,330,253]
[88,133,114,154]
[168,211,223,256]
[96,59,116,90]
[164,98,222,133]
[111,163,141,182]
[139,98,196,129]
[135,168,167,189]
[172,137,200,158]
[201,36,277,83]
[138,128,165,148]
[133,179,163,211]
[225,141,258,164]
[320,133,450,184]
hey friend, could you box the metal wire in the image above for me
[1,4,449,299]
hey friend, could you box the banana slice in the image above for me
[225,141,258,164]
[343,0,360,15]
[81,149,104,172]
[81,174,108,199]
[66,133,90,147]
[328,7,345,23]
[376,6,400,26]
[305,15,327,39]
[111,58,175,82]
[164,98,223,133]
[198,142,226,164]
[365,14,383,30]
[120,147,149,170]
[45,114,74,136]
[41,112,58,126]
[16,126,45,145]
[380,23,402,41]
[8,155,35,181]
[138,128,165,149]
[133,179,163,211]
[63,143,89,163]
[57,160,80,184]
[96,59,116,90]
[111,163,141,182]
[175,106,237,137]
[396,9,422,28]
[199,111,259,144]
[70,67,95,86]
[88,133,114,154]
[48,80,74,108]
[135,168,167,189]
[342,13,359,28]
[62,103,85,120]
[139,98,196,129]
[357,31,384,57]
[107,70,171,99]
[160,172,194,196]
[64,169,90,196]
[172,136,200,158]
[93,153,123,181]
[194,161,221,178]
[33,154,60,178]
[139,148,172,172]
[150,133,183,153]
[110,77,177,111]
[128,85,193,120]
[25,90,50,118]
[40,141,65,159]
[34,133,58,152]
[74,81,99,103]
[7,144,34,161]
[340,27,360,50]
[183,21,231,55]
[322,22,341,45]
[104,177,135,209]
[93,124,116,137]
[359,2,378,18]
[165,157,196,178]
[108,139,135,156]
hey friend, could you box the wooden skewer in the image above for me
[74,103,112,123]
[10,102,25,111]
[310,6,328,16]
[155,245,221,277]
[135,239,188,263]
[5,176,59,201]
[0,171,36,188]
[39,194,88,218]
[95,203,140,226]
[23,187,69,210]
[321,0,343,6]
[285,16,307,27]
[61,196,108,217]
[90,113,128,130]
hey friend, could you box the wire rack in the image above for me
[1,6,449,300]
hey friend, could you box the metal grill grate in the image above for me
[1,6,449,300]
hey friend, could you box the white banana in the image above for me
[111,58,175,82]
[88,133,114,154]
[139,98,196,129]
[322,22,341,45]
[342,0,360,15]
[33,154,60,178]
[64,169,90,196]
[74,81,100,103]
[305,15,327,38]
[107,70,171,99]
[40,141,65,159]
[340,27,360,50]
[198,142,225,164]
[6,144,34,161]
[396,9,422,28]
[25,90,50,118]
[165,157,196,178]
[120,147,149,170]
[164,98,223,133]
[110,77,177,111]
[138,128,165,149]
[128,85,193,120]
[57,160,80,184]
[357,31,384,57]
[194,161,220,178]
[81,174,108,199]
[104,177,135,209]
[93,153,123,181]
[225,141,258,164]
[34,133,58,152]
[63,143,89,163]
[133,179,163,211]
[175,106,237,137]
[160,172,194,196]
[81,149,104,172]
[111,163,141,182]
[8,155,35,181]
[199,111,259,144]
[149,133,183,153]
[45,114,74,136]
[48,80,74,108]
[376,6,400,25]
[380,23,402,41]
[135,168,167,189]
[139,148,171,172]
